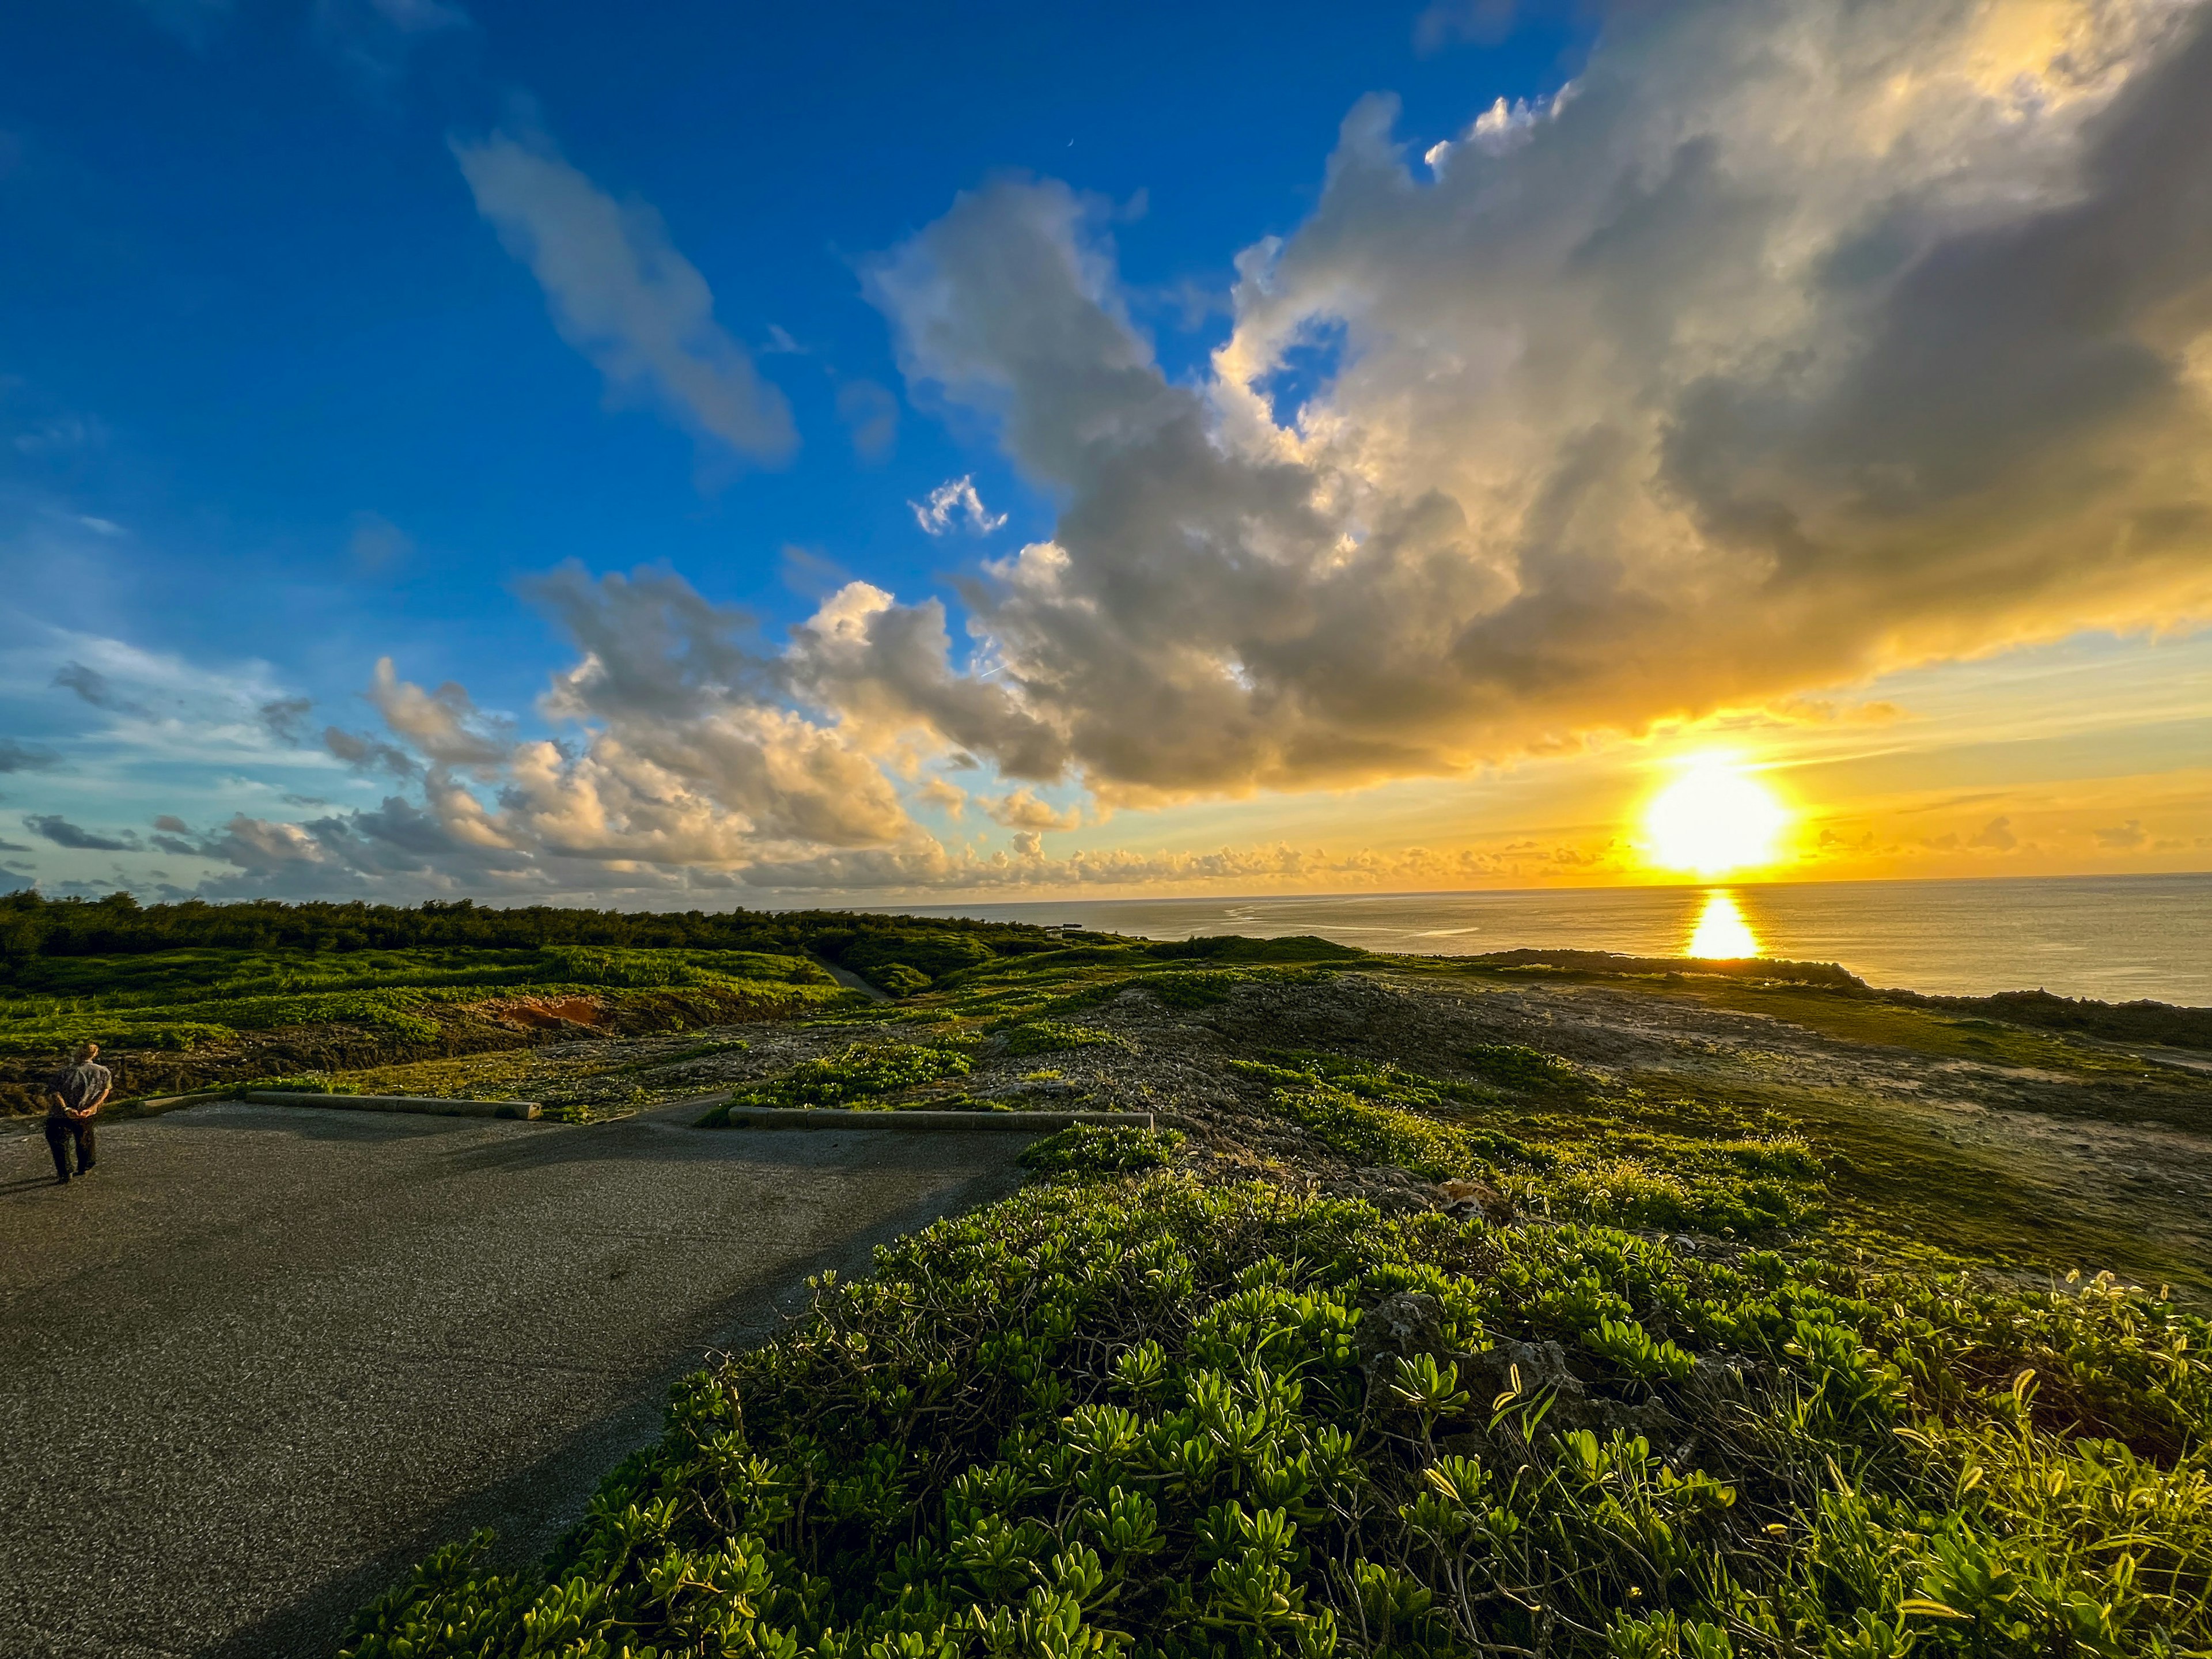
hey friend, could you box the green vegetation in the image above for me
[344,1172,2212,1659]
[0,945,846,1061]
[1000,1020,1119,1058]
[1019,1123,1188,1178]
[696,1043,976,1123]
[331,915,2212,1658]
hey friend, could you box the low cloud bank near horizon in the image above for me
[36,0,2212,903]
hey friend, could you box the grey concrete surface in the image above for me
[0,1100,1032,1659]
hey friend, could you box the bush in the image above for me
[999,1019,1118,1057]
[341,1177,2212,1659]
[1020,1123,1186,1178]
[697,1043,975,1123]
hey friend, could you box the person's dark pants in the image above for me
[44,1116,94,1181]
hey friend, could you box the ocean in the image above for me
[895,873,2212,1006]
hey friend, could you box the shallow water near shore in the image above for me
[898,872,2212,1005]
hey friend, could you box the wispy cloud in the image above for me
[452,122,797,469]
[908,475,1005,535]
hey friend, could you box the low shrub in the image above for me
[999,1019,1118,1057]
[342,1178,2212,1659]
[697,1043,975,1123]
[1019,1123,1187,1178]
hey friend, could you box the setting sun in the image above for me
[1642,756,1791,876]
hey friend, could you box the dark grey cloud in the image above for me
[53,662,150,717]
[324,725,422,779]
[0,739,62,773]
[258,696,314,745]
[24,815,142,852]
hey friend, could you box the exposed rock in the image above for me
[1356,1291,1445,1368]
[1438,1177,1514,1222]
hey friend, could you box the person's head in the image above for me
[77,1042,99,1063]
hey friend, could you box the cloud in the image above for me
[794,2,2212,808]
[836,378,900,461]
[24,815,141,852]
[152,815,190,834]
[1969,816,2018,851]
[2094,819,2149,849]
[121,1,2212,906]
[452,123,797,468]
[916,777,968,818]
[54,661,151,717]
[908,475,1006,535]
[0,739,61,773]
[983,787,1082,832]
[258,696,314,744]
[324,725,422,779]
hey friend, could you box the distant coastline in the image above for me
[888,870,2212,1006]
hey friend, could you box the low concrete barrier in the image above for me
[708,1104,1184,1132]
[241,1091,542,1120]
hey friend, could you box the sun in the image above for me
[1641,755,1791,876]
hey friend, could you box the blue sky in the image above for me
[1,0,1586,713]
[3,0,2209,904]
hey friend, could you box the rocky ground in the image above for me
[264,962,2212,1301]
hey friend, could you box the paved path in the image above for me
[0,1101,1031,1659]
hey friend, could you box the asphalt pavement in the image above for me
[0,1099,1031,1658]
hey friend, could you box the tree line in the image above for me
[0,889,1060,975]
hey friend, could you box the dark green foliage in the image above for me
[341,1177,2212,1659]
[841,932,998,993]
[1019,1123,1187,1177]
[1145,935,1368,965]
[0,945,844,1061]
[1460,1042,1585,1094]
[0,889,1059,971]
[696,1043,975,1123]
[878,964,934,998]
[1045,966,1346,1016]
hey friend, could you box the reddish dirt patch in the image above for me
[484,997,608,1030]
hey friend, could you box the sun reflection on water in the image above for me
[1687,890,1762,959]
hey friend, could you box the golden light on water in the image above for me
[1687,889,1762,959]
[1642,754,1791,876]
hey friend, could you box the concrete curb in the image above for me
[105,1089,237,1120]
[704,1103,1185,1132]
[240,1091,543,1121]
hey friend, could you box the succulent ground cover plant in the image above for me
[342,1166,2211,1659]
[341,934,2212,1659]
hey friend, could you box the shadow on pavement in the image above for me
[195,1153,1025,1659]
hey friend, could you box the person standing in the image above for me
[46,1041,112,1186]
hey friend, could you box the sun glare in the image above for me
[1642,756,1791,876]
[1687,890,1762,959]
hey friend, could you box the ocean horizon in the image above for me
[887,870,2212,1007]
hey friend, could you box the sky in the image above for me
[2,0,2209,908]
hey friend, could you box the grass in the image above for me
[0,945,850,1067]
[1662,982,2157,1074]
